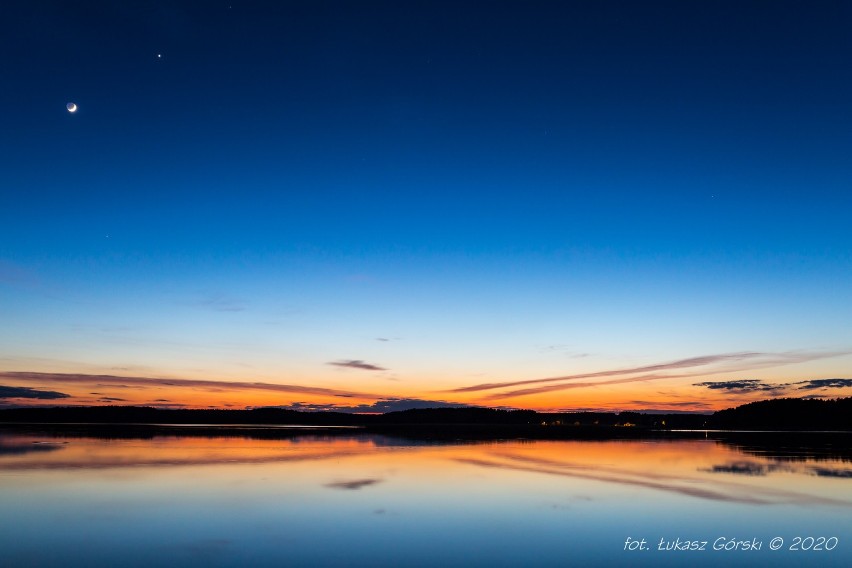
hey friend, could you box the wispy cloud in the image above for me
[0,371,380,399]
[539,345,590,358]
[0,385,70,400]
[328,359,387,371]
[482,373,701,400]
[627,400,712,408]
[188,294,246,312]
[451,350,849,400]
[275,398,472,413]
[625,400,715,413]
[451,352,765,394]
[0,260,40,289]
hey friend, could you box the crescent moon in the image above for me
[66,102,77,113]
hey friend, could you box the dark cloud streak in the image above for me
[0,372,379,399]
[693,377,852,396]
[0,385,70,400]
[328,360,387,371]
[693,379,786,394]
[796,378,852,390]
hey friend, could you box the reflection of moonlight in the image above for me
[66,102,77,113]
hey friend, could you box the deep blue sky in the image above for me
[2,1,851,410]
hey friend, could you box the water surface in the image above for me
[1,431,849,567]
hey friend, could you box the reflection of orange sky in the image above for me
[3,435,849,507]
[2,435,730,473]
[0,435,379,470]
[0,435,795,474]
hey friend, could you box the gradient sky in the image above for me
[2,1,851,412]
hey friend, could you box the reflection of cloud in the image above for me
[0,385,70,400]
[456,456,768,504]
[796,378,852,390]
[1,371,379,399]
[0,441,67,456]
[693,379,787,394]
[706,462,852,479]
[325,478,383,490]
[703,461,787,476]
[161,538,232,560]
[328,360,387,371]
[1,447,369,471]
[280,398,471,413]
[458,450,852,507]
[811,467,852,478]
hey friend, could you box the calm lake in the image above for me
[1,430,850,567]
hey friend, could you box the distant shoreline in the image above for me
[0,396,850,432]
[3,419,851,438]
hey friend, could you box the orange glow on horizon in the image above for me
[3,359,851,413]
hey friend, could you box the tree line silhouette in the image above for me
[1,397,849,432]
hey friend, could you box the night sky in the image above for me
[2,1,851,412]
